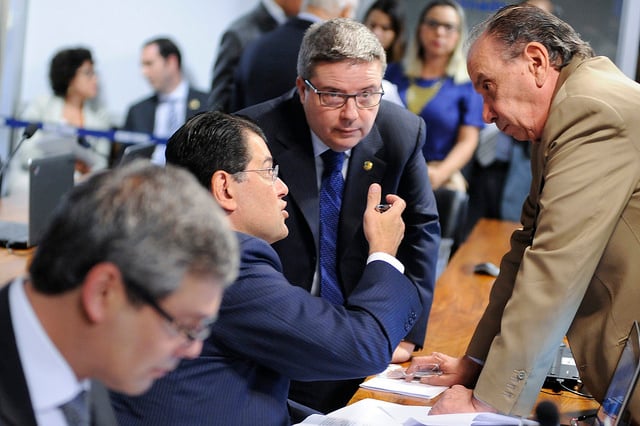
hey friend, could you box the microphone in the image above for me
[535,400,560,426]
[0,123,40,193]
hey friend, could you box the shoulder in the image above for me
[126,94,156,112]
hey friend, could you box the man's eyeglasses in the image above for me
[422,18,459,34]
[233,164,279,184]
[304,79,384,109]
[127,280,216,342]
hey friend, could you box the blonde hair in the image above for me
[403,0,470,84]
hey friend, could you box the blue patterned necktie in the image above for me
[319,150,345,305]
[60,390,89,426]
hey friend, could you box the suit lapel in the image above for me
[0,284,38,426]
[340,126,387,254]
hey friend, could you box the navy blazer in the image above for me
[238,91,440,346]
[111,232,422,426]
[232,17,312,111]
[123,87,208,135]
[0,283,117,426]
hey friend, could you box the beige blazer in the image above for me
[467,56,640,421]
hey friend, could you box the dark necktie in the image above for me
[319,150,345,305]
[60,390,90,426]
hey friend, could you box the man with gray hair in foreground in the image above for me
[0,161,238,425]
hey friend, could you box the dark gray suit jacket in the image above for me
[0,283,117,426]
[208,2,279,112]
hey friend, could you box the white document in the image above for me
[295,398,539,426]
[358,365,448,399]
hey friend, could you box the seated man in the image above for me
[0,161,238,425]
[110,111,424,425]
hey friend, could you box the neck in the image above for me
[160,74,183,96]
[420,55,449,79]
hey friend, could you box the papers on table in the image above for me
[295,398,539,426]
[358,365,449,399]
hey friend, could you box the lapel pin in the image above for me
[363,161,373,171]
[189,98,201,110]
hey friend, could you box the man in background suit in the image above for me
[238,18,440,412]
[408,5,640,422]
[0,161,238,425]
[208,0,302,112]
[110,111,423,425]
[122,37,208,164]
[231,0,357,111]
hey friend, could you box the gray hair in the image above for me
[404,0,470,84]
[29,161,238,301]
[468,4,594,70]
[297,17,387,80]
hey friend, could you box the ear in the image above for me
[211,170,237,213]
[80,263,124,324]
[295,77,307,103]
[524,42,550,88]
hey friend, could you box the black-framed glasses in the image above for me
[233,164,279,184]
[127,280,216,342]
[422,18,459,34]
[304,79,384,109]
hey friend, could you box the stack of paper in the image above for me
[358,365,449,399]
[295,398,539,426]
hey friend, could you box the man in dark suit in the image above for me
[231,0,356,111]
[0,162,238,425]
[122,37,208,164]
[208,0,302,112]
[110,111,424,425]
[238,18,440,412]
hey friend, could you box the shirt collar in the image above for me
[311,131,352,159]
[158,79,188,103]
[9,277,90,413]
[262,0,287,24]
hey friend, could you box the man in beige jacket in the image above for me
[408,4,640,423]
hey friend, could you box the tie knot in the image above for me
[321,150,345,174]
[60,390,89,426]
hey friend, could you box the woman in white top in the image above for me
[19,47,111,174]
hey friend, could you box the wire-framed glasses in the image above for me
[304,79,384,109]
[233,164,279,184]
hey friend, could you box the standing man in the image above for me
[122,37,208,164]
[238,18,440,412]
[111,111,423,426]
[0,161,238,425]
[231,0,358,111]
[208,0,302,112]
[408,5,640,422]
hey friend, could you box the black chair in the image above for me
[433,188,469,277]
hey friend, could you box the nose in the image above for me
[275,177,289,196]
[176,339,203,360]
[340,96,359,120]
[482,102,497,124]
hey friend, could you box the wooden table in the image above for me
[0,189,33,284]
[350,218,599,423]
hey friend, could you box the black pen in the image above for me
[571,412,596,425]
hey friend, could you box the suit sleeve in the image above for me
[211,236,423,381]
[208,30,242,112]
[469,93,639,415]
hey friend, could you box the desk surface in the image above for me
[350,218,598,422]
[0,190,33,284]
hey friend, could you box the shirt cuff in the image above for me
[367,252,405,274]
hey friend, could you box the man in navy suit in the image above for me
[110,111,424,425]
[0,162,238,425]
[208,0,302,112]
[238,18,440,412]
[122,37,208,164]
[231,0,357,111]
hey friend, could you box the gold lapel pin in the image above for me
[363,161,373,171]
[189,98,201,110]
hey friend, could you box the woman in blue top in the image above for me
[386,0,483,191]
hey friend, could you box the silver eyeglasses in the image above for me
[128,280,216,342]
[234,164,279,184]
[304,79,384,109]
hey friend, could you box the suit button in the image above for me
[517,371,525,380]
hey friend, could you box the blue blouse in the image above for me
[385,62,485,162]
